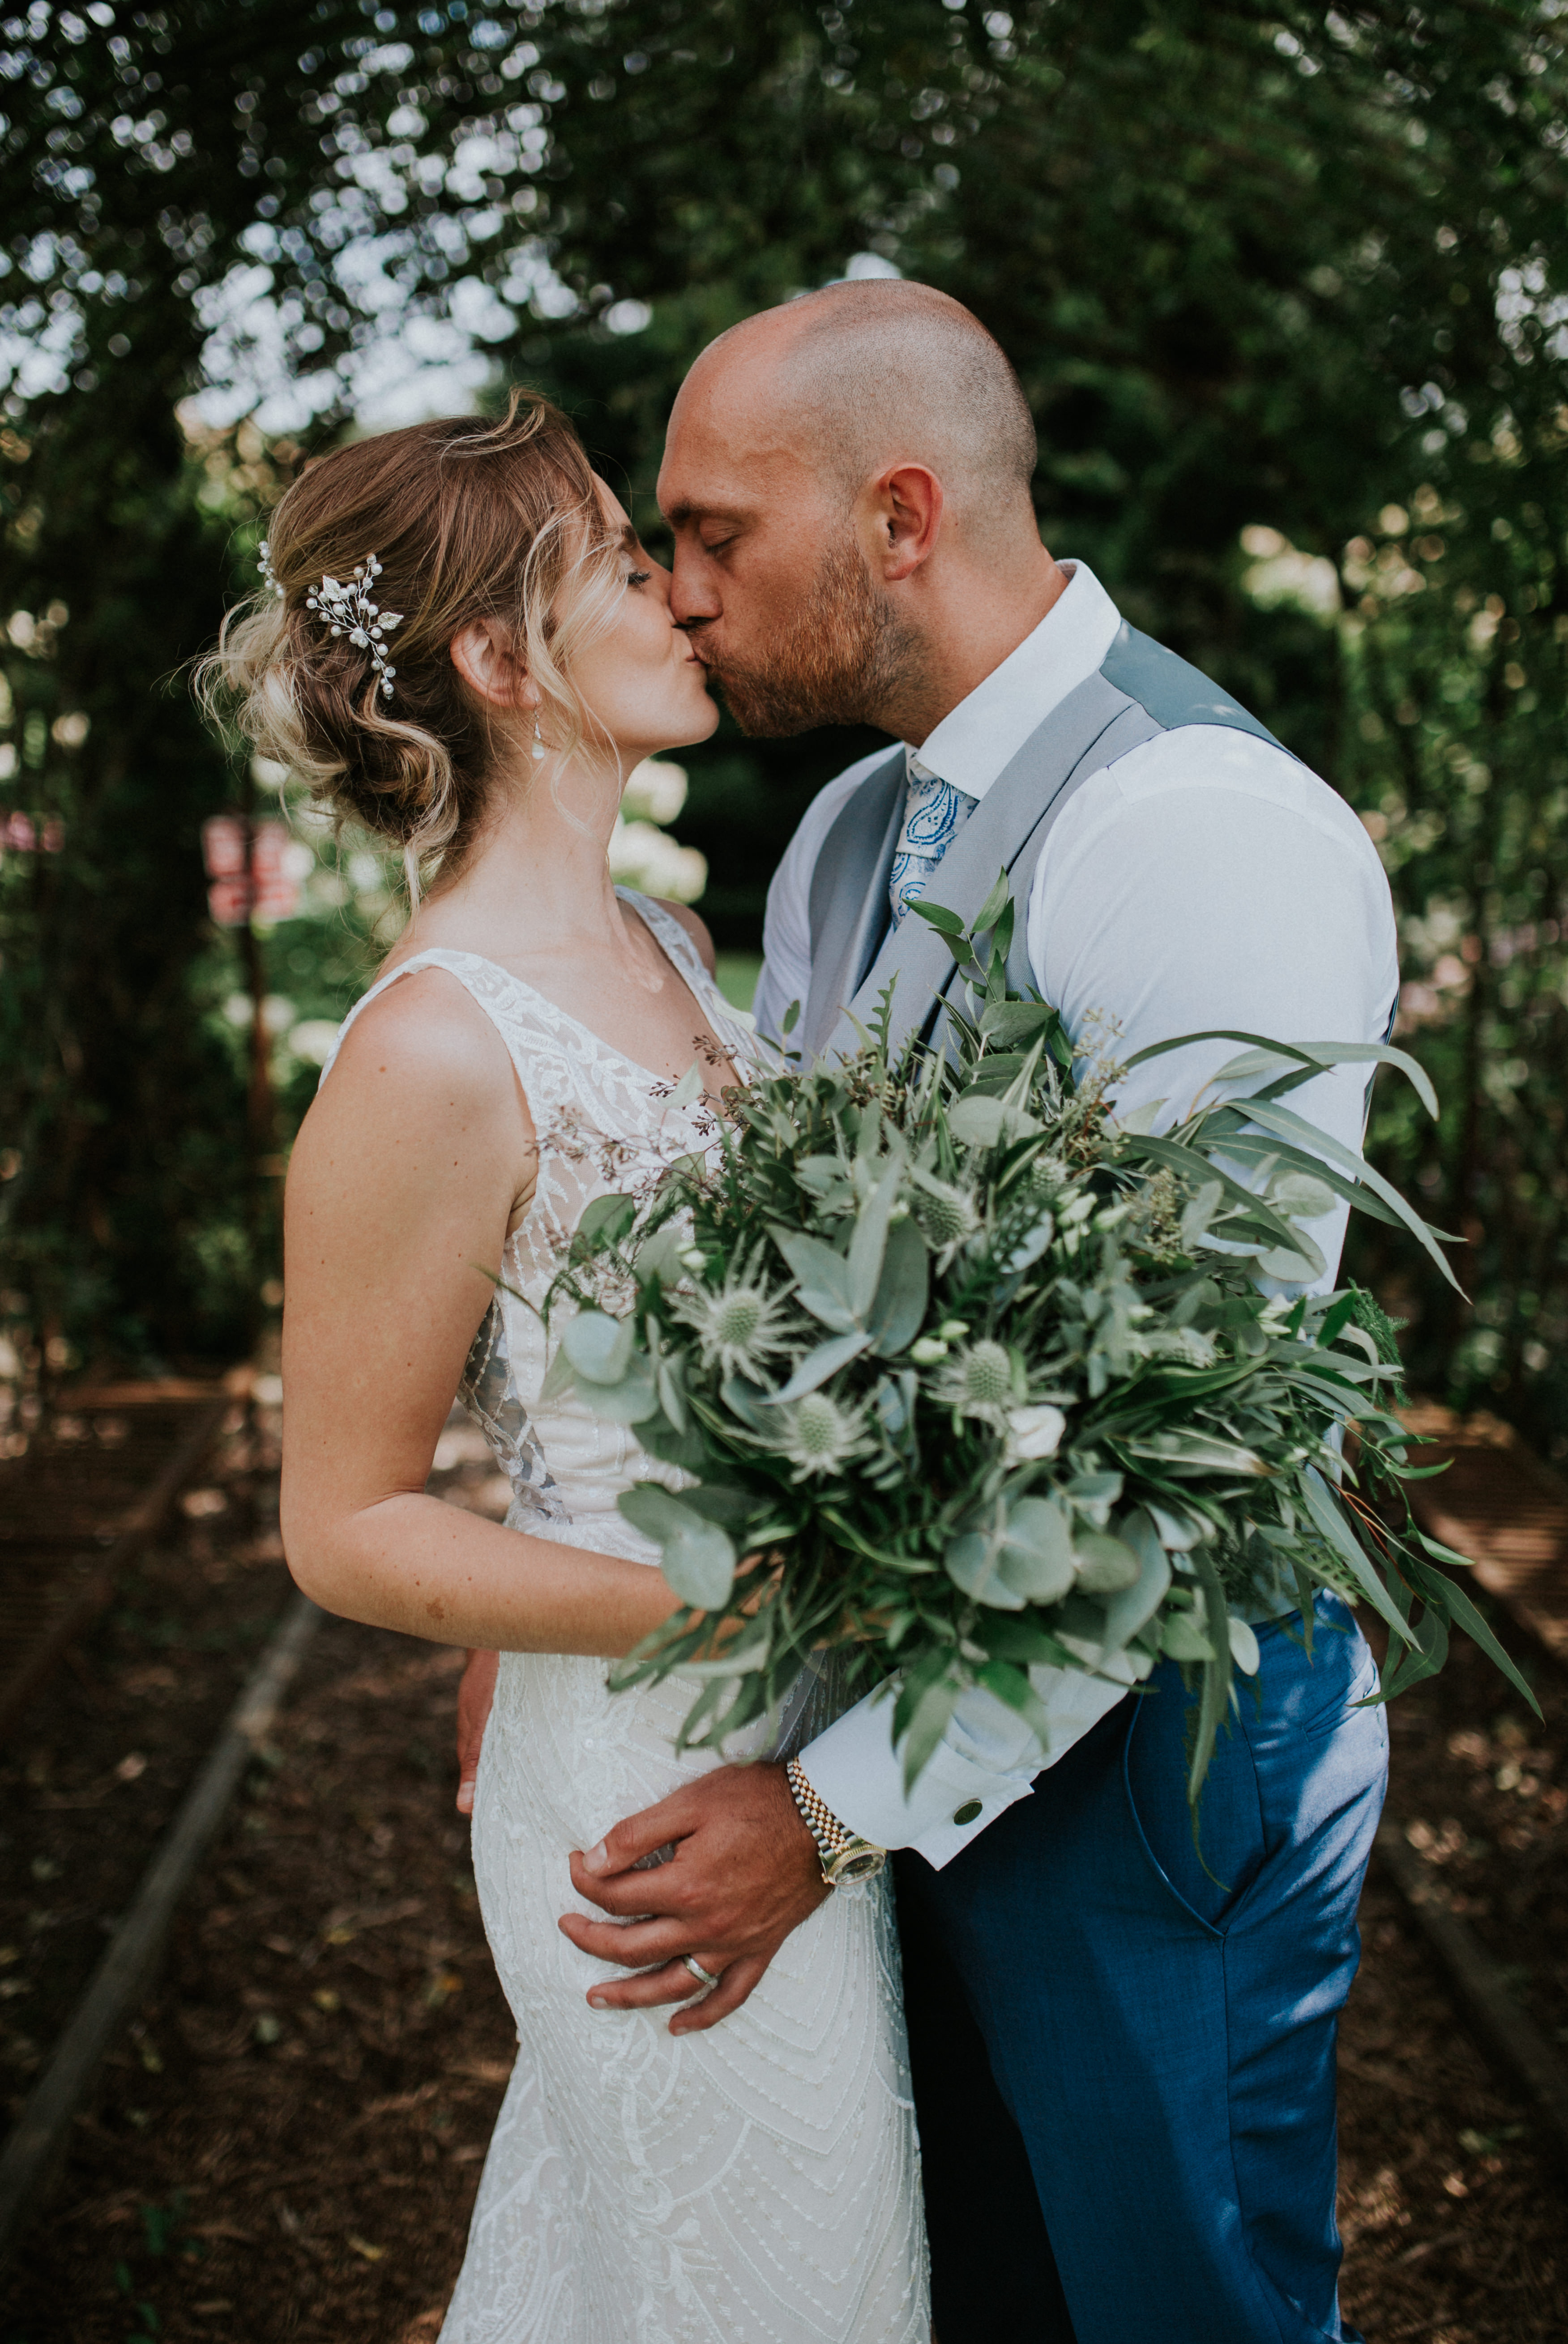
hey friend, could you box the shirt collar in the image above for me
[907,561,1122,802]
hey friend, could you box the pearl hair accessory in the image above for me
[256,539,284,600]
[303,554,404,701]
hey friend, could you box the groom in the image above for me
[483,281,1398,2342]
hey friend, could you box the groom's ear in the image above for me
[866,464,944,583]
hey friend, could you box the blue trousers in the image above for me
[895,1595,1387,2344]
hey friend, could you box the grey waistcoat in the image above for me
[800,620,1291,1061]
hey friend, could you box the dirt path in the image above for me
[1,1421,1564,2340]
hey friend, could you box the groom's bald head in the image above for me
[671,280,1037,543]
[659,280,1060,740]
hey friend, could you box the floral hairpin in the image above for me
[305,556,403,701]
[257,539,284,600]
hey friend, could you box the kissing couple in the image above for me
[212,279,1398,2342]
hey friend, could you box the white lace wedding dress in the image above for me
[323,892,928,2344]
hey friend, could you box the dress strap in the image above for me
[618,887,755,1050]
[618,888,709,995]
[315,948,499,1087]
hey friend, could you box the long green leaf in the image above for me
[1202,1039,1439,1120]
[1213,1098,1462,1293]
[1412,1542,1544,1717]
[1297,1468,1408,1638]
[1189,1124,1408,1233]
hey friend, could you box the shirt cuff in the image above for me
[798,1667,1134,1869]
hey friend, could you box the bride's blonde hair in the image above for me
[197,390,627,897]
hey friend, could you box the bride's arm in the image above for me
[279,971,679,1660]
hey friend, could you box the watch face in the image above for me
[829,1846,887,1885]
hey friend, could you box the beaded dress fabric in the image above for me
[320,892,928,2344]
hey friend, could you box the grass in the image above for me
[713,952,762,1014]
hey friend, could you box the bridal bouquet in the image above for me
[543,879,1536,1805]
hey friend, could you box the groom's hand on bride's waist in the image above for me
[560,1763,827,2035]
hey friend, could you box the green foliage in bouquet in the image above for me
[543,878,1538,1809]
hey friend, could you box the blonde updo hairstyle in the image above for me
[201,391,627,897]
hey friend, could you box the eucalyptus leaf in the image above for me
[617,1484,737,1610]
[948,1092,1008,1147]
[867,1215,929,1356]
[768,1225,859,1334]
[719,1373,772,1432]
[575,1191,637,1251]
[1146,1501,1211,1551]
[580,1360,659,1424]
[945,1528,1028,1610]
[768,1329,873,1403]
[1227,1616,1261,1675]
[1161,1611,1216,1662]
[656,1352,689,1433]
[634,1225,691,1286]
[679,1484,757,1527]
[563,1310,634,1385]
[1064,1471,1124,1525]
[1072,1531,1142,1594]
[1269,1171,1337,1220]
[1099,1511,1173,1650]
[1253,1245,1327,1283]
[995,1496,1077,1603]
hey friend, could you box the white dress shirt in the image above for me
[756,561,1399,1866]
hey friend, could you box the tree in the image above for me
[2,1,1564,1440]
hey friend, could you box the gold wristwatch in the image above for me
[785,1755,888,1888]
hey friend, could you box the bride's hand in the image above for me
[455,1647,500,1815]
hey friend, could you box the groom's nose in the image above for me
[668,544,721,630]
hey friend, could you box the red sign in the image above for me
[201,816,301,927]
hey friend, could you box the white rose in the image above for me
[1004,1404,1067,1463]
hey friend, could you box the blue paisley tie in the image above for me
[888,753,978,928]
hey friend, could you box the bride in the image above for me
[204,394,928,2341]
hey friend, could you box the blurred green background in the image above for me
[1,0,1565,1454]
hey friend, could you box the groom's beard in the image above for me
[700,536,921,737]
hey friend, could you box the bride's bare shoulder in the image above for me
[288,965,532,1231]
[313,962,519,1123]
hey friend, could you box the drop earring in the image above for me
[532,715,546,762]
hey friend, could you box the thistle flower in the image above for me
[773,1390,868,1481]
[911,1175,980,1257]
[931,1338,1016,1424]
[673,1253,792,1378]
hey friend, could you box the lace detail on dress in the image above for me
[320,892,928,2343]
[458,1297,568,1533]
